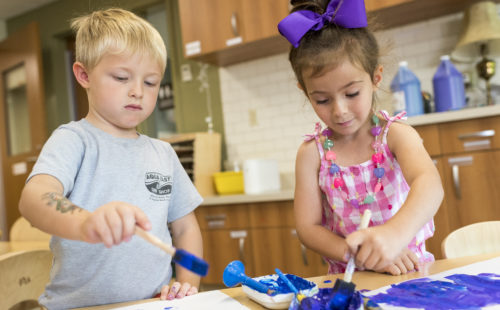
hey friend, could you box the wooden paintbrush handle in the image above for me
[135,226,175,256]
[359,210,371,230]
[343,210,372,283]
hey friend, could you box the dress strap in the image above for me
[379,110,407,143]
[304,122,326,158]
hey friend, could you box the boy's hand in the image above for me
[160,281,198,300]
[80,201,151,247]
[373,248,420,275]
[345,224,407,271]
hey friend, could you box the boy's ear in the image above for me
[297,82,305,92]
[73,62,90,89]
[373,65,384,90]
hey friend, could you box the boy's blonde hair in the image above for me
[71,8,167,72]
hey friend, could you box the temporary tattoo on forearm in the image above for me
[42,192,82,214]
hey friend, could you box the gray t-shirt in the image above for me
[28,119,202,309]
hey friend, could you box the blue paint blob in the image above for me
[258,274,315,294]
[289,288,367,310]
[368,273,500,310]
[323,280,332,284]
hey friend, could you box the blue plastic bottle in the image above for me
[433,55,466,112]
[390,61,424,116]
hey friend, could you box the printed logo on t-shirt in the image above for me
[145,172,172,201]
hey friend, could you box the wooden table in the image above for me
[0,241,50,255]
[74,252,500,309]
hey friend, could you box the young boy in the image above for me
[18,8,204,309]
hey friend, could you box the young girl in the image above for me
[278,0,444,275]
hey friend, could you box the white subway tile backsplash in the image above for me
[217,8,487,179]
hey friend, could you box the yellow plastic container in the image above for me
[212,171,244,195]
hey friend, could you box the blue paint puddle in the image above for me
[368,273,500,309]
[258,274,316,294]
[289,288,372,310]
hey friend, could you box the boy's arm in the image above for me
[160,211,202,299]
[19,174,89,240]
[19,174,151,247]
[294,141,349,263]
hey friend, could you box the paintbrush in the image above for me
[329,209,372,309]
[275,268,306,303]
[223,260,276,296]
[135,226,209,276]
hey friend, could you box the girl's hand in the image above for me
[373,248,420,275]
[80,201,151,247]
[160,281,198,300]
[345,224,407,271]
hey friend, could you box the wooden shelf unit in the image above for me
[162,132,221,197]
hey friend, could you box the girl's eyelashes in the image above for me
[315,99,329,105]
[346,91,360,98]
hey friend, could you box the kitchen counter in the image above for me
[406,104,500,126]
[201,189,294,206]
[201,105,500,206]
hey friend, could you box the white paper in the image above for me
[110,290,249,310]
[364,256,500,309]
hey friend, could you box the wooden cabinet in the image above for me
[176,0,500,66]
[196,201,326,285]
[162,132,221,197]
[414,115,500,259]
[178,0,290,66]
[366,0,500,30]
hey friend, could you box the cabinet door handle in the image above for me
[205,214,226,221]
[230,230,247,264]
[231,12,239,37]
[451,164,461,199]
[206,214,226,228]
[463,139,491,151]
[448,156,473,200]
[291,229,309,266]
[458,129,495,139]
[26,156,38,163]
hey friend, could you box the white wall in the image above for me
[218,10,499,180]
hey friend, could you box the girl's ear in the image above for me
[73,62,90,89]
[373,65,384,90]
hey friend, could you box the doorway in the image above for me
[0,22,47,239]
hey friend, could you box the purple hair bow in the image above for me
[278,0,368,48]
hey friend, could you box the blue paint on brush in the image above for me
[173,249,209,276]
[369,273,500,309]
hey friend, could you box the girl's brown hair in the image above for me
[289,0,380,94]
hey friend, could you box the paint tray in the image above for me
[242,273,318,309]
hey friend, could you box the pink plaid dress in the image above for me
[305,111,435,274]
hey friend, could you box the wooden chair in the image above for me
[10,217,51,242]
[441,221,500,259]
[0,249,53,310]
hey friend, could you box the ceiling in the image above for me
[0,0,58,20]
